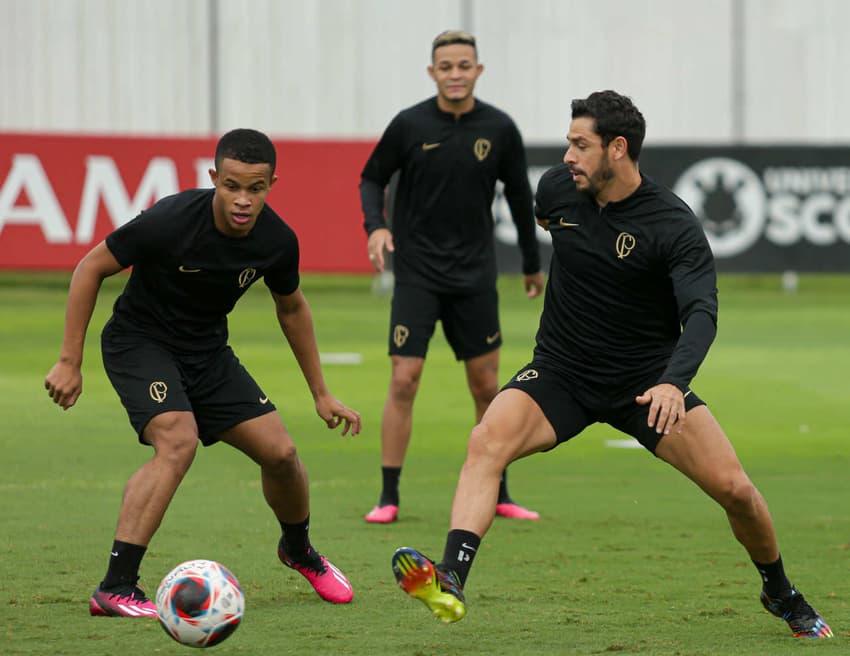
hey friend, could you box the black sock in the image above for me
[440,529,481,587]
[379,466,401,506]
[497,469,512,504]
[101,540,147,589]
[280,515,313,561]
[753,555,792,598]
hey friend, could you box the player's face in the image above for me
[428,44,482,106]
[564,117,615,198]
[209,158,277,237]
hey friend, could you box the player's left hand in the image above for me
[315,394,362,437]
[524,271,545,299]
[635,383,685,435]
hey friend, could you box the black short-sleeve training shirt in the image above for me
[105,188,299,352]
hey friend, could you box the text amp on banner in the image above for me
[493,145,850,273]
[0,133,374,272]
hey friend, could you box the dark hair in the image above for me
[431,29,477,59]
[214,128,276,174]
[571,91,646,161]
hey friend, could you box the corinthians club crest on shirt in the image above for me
[515,369,539,382]
[473,138,491,161]
[238,268,257,288]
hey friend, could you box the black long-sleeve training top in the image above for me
[360,96,540,293]
[533,164,718,394]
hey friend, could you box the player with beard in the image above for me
[390,90,832,639]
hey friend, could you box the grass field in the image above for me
[1,271,848,655]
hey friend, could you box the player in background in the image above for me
[45,129,360,617]
[359,29,546,525]
[390,91,832,639]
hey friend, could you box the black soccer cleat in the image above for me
[760,587,832,638]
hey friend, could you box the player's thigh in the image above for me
[388,285,440,357]
[605,385,707,453]
[441,288,501,360]
[475,389,558,461]
[499,362,593,453]
[654,405,749,500]
[188,346,277,446]
[463,349,500,396]
[217,410,296,467]
[101,332,193,443]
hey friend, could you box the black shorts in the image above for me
[501,360,706,454]
[388,284,501,361]
[101,328,276,446]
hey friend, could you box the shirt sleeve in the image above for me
[657,217,719,390]
[104,207,162,267]
[360,114,405,235]
[263,227,301,297]
[500,121,540,274]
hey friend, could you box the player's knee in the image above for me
[152,432,198,474]
[466,422,510,467]
[262,443,301,479]
[389,372,420,403]
[468,380,498,406]
[716,475,761,515]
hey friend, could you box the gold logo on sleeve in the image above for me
[178,265,201,273]
[422,142,442,151]
[149,381,168,403]
[515,369,539,382]
[473,138,491,161]
[393,325,410,348]
[238,268,257,288]
[615,232,636,259]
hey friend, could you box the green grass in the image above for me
[1,271,848,655]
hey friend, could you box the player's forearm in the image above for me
[658,310,717,391]
[277,305,330,399]
[59,260,108,366]
[360,177,387,234]
[506,202,541,274]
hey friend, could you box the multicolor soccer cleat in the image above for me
[278,543,354,604]
[365,504,399,524]
[495,502,540,520]
[760,587,833,638]
[89,583,158,618]
[391,547,466,623]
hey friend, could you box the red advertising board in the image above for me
[0,133,376,272]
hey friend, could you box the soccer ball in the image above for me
[156,559,245,648]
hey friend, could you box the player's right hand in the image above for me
[45,361,83,410]
[367,228,394,273]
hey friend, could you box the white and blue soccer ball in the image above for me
[156,559,245,648]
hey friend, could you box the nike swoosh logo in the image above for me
[559,218,580,227]
[461,542,478,552]
[178,265,202,273]
[421,142,441,151]
[111,551,119,557]
[485,332,501,345]
[259,396,270,404]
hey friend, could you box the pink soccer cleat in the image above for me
[495,502,540,520]
[89,584,158,618]
[365,504,399,524]
[278,544,354,604]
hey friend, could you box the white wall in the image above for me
[2,0,849,143]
